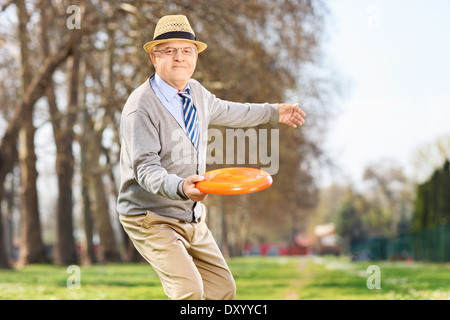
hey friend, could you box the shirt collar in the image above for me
[154,73,190,102]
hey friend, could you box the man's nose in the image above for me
[174,49,185,60]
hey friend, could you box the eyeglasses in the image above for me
[153,47,198,56]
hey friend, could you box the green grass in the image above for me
[0,256,449,300]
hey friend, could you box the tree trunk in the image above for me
[85,132,121,262]
[0,200,10,268]
[52,53,79,265]
[78,58,97,265]
[80,182,96,265]
[79,97,120,263]
[17,121,48,265]
[79,112,97,265]
[38,1,78,266]
[220,197,230,258]
[78,28,121,263]
[0,165,16,270]
[16,0,47,266]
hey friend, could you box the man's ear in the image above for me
[149,53,157,69]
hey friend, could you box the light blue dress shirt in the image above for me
[150,73,187,131]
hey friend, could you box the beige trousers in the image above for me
[119,206,236,300]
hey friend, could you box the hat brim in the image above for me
[143,39,207,54]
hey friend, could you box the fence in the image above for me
[351,222,450,262]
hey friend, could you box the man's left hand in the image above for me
[278,103,306,128]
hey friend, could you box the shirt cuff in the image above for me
[177,179,189,200]
[269,103,280,125]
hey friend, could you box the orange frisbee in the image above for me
[196,167,273,195]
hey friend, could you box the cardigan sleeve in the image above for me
[121,109,186,200]
[193,81,279,127]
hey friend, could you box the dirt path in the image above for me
[283,257,309,300]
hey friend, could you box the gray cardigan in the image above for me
[117,77,279,222]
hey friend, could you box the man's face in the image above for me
[150,40,198,90]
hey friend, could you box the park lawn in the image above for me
[295,256,450,299]
[0,256,449,300]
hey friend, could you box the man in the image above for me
[117,15,306,300]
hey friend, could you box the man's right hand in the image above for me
[182,175,208,202]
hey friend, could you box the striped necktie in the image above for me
[178,88,199,149]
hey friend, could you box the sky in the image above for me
[321,0,450,186]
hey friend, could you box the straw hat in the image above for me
[143,15,207,53]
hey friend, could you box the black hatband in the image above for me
[154,31,196,41]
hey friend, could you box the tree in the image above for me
[308,183,349,232]
[413,159,450,231]
[411,135,450,183]
[16,0,47,265]
[334,191,366,253]
[0,0,96,267]
[362,159,413,237]
[38,1,79,265]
